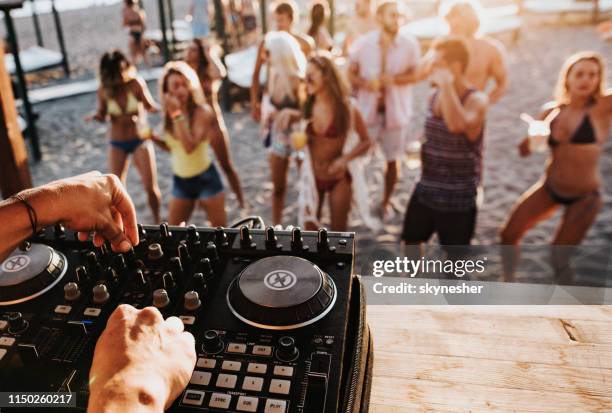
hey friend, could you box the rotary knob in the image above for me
[148,243,163,261]
[202,330,223,354]
[92,284,110,305]
[214,227,228,247]
[277,336,299,361]
[206,242,218,263]
[160,223,172,240]
[137,224,147,240]
[291,227,307,251]
[184,291,202,311]
[240,225,255,249]
[64,282,81,301]
[153,289,170,309]
[265,226,279,249]
[8,312,28,334]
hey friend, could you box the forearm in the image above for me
[172,118,198,152]
[439,84,469,132]
[487,81,507,105]
[345,140,370,162]
[88,376,167,413]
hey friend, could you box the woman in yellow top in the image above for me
[87,50,161,223]
[154,61,227,226]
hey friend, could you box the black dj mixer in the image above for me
[0,223,370,412]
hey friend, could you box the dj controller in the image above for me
[0,223,363,412]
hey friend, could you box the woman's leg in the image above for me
[209,112,245,208]
[499,181,559,280]
[199,192,227,227]
[108,146,130,184]
[132,142,161,223]
[168,198,196,226]
[269,153,290,226]
[329,177,352,232]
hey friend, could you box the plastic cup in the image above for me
[527,120,550,153]
[291,130,308,151]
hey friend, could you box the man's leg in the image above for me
[380,126,407,217]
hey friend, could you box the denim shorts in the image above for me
[172,164,224,200]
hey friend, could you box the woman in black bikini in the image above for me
[86,50,161,223]
[277,53,371,230]
[185,39,246,211]
[122,0,148,66]
[501,52,612,250]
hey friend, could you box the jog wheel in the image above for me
[0,244,68,305]
[227,256,336,330]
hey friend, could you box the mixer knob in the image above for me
[75,266,89,284]
[184,291,202,311]
[178,242,191,263]
[153,289,171,309]
[148,243,164,260]
[192,273,208,295]
[114,254,127,272]
[54,223,66,239]
[125,247,137,268]
[86,251,99,271]
[277,336,299,361]
[160,222,172,240]
[202,330,223,354]
[239,226,255,249]
[63,282,81,301]
[265,226,279,249]
[187,225,200,242]
[8,312,28,334]
[317,228,334,252]
[137,224,147,240]
[206,242,219,262]
[170,256,183,276]
[162,272,176,290]
[135,269,147,288]
[214,227,228,247]
[291,227,306,251]
[92,284,110,305]
[199,258,213,278]
[104,267,119,284]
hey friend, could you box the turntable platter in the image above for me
[227,256,336,330]
[0,244,68,305]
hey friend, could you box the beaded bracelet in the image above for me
[11,194,38,236]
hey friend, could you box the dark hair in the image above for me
[99,49,132,97]
[160,62,204,132]
[304,53,351,137]
[125,0,137,6]
[190,39,210,80]
[275,2,295,21]
[434,37,469,73]
[308,3,326,38]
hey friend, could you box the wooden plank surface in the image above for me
[367,306,612,412]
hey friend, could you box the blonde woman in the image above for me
[501,52,612,247]
[260,31,307,225]
[153,61,228,226]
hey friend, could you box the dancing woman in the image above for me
[185,39,246,210]
[155,62,228,227]
[87,50,161,223]
[501,52,611,275]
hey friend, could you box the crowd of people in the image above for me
[99,0,612,251]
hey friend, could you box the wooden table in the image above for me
[367,305,612,412]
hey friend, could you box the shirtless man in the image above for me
[441,0,508,104]
[343,0,378,55]
[250,1,314,122]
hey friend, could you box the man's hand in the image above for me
[88,305,196,413]
[430,68,454,87]
[251,101,262,122]
[37,171,139,252]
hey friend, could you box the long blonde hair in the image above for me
[160,61,206,131]
[265,31,306,101]
[554,51,606,104]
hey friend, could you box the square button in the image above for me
[247,363,267,374]
[182,390,205,406]
[273,365,294,377]
[216,374,237,389]
[221,360,242,371]
[237,395,259,412]
[227,342,247,353]
[179,316,195,325]
[55,305,72,315]
[242,376,264,392]
[190,371,212,386]
[265,398,288,413]
[0,348,7,361]
[84,308,101,317]
[0,320,7,331]
[269,379,291,395]
[0,337,16,347]
[252,345,272,356]
[209,393,231,409]
[196,358,216,369]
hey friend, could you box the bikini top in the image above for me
[107,91,139,117]
[548,113,597,148]
[306,116,342,139]
[270,94,299,110]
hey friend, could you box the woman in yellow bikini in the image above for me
[87,50,161,223]
[153,61,227,227]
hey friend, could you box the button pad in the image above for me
[227,342,247,353]
[83,308,101,317]
[190,371,211,386]
[273,365,294,377]
[196,358,216,369]
[215,373,237,389]
[247,362,267,374]
[54,305,72,315]
[242,376,264,392]
[0,337,16,347]
[209,392,231,409]
[265,398,288,413]
[182,390,205,406]
[0,320,6,332]
[179,315,195,325]
[252,345,272,356]
[237,395,259,412]
[269,379,291,395]
[221,360,242,371]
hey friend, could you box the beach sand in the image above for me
[4,1,612,271]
